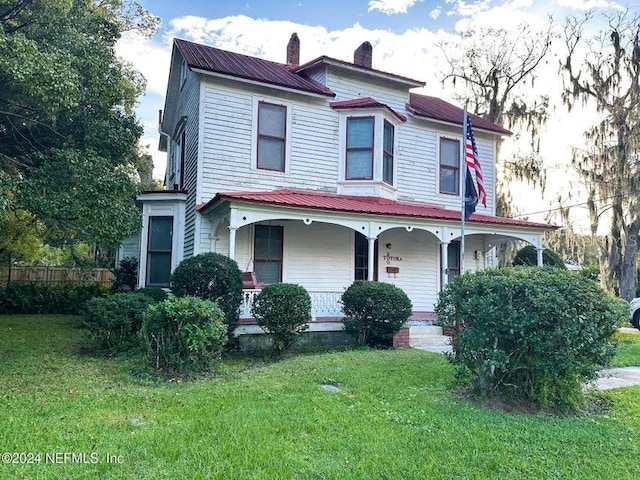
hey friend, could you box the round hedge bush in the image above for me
[83,292,155,352]
[170,252,243,326]
[142,296,227,374]
[435,267,627,411]
[341,281,412,347]
[251,283,311,354]
[513,245,565,268]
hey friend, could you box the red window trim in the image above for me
[382,120,394,185]
[345,116,375,181]
[439,137,460,196]
[253,225,284,284]
[257,101,287,172]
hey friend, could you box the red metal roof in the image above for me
[175,38,334,97]
[330,97,407,122]
[198,188,555,230]
[407,94,511,136]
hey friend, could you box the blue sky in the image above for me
[116,0,632,228]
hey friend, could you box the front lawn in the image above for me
[611,331,640,367]
[1,315,639,479]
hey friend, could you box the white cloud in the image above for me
[129,10,613,222]
[429,6,442,19]
[116,31,172,97]
[367,0,418,15]
[554,0,624,10]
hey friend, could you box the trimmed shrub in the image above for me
[83,293,154,352]
[341,281,412,347]
[513,245,566,268]
[435,267,627,411]
[170,253,243,327]
[112,257,138,292]
[142,296,228,374]
[135,287,169,303]
[251,283,311,354]
[0,283,109,315]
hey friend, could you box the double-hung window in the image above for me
[439,138,460,195]
[383,120,394,185]
[146,216,173,287]
[254,225,283,284]
[257,102,286,172]
[346,116,374,180]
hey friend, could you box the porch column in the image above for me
[440,241,449,289]
[536,247,544,266]
[367,236,376,281]
[228,226,237,261]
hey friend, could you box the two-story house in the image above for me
[124,34,554,342]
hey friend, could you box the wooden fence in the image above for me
[0,266,114,287]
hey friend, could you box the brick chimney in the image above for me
[354,41,372,68]
[286,33,300,66]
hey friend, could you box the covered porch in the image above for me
[197,189,556,326]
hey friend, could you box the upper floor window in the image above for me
[257,101,286,172]
[169,129,186,190]
[439,137,460,195]
[383,120,394,185]
[346,116,374,180]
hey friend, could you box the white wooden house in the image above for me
[126,34,554,343]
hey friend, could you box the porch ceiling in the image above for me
[197,188,557,232]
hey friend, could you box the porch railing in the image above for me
[240,289,343,320]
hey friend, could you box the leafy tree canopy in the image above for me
[0,0,158,251]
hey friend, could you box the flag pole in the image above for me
[460,108,467,275]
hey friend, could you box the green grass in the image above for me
[0,315,639,479]
[611,331,640,367]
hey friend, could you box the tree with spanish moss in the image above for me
[561,10,640,299]
[439,21,555,219]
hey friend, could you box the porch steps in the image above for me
[409,325,452,353]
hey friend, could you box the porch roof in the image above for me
[197,188,557,231]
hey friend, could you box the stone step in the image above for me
[409,325,443,336]
[409,334,450,347]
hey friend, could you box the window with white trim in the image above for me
[257,101,286,172]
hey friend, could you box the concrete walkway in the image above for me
[593,367,640,390]
[415,327,640,391]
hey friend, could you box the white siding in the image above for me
[200,81,340,201]
[325,69,409,111]
[377,229,439,312]
[210,219,441,312]
[282,221,353,291]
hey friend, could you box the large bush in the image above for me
[112,257,138,292]
[0,283,109,315]
[170,253,243,326]
[513,245,565,268]
[135,287,169,303]
[251,283,311,354]
[341,281,412,347]
[83,293,155,352]
[142,296,227,374]
[435,267,627,411]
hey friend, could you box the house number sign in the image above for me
[383,252,403,265]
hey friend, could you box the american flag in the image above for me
[465,115,487,207]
